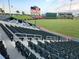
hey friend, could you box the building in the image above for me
[57,12,73,19]
[45,13,57,19]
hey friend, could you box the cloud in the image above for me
[58,2,79,12]
[45,0,51,2]
[58,0,64,2]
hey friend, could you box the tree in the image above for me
[1,10,5,13]
[0,8,3,13]
[16,10,20,14]
[0,8,5,15]
[22,11,25,15]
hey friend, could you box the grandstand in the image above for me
[0,0,79,58]
[0,16,79,59]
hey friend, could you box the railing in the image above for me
[15,33,42,40]
[14,32,72,42]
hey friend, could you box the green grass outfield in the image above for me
[27,19,79,38]
[12,15,33,20]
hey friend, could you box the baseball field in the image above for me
[27,19,79,38]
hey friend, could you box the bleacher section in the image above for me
[0,18,79,59]
[28,41,58,59]
[0,41,9,59]
[15,41,38,59]
[28,40,79,59]
[0,16,39,30]
[38,40,79,59]
[5,24,64,41]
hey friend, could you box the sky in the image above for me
[0,0,79,14]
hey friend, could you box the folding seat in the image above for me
[28,41,34,49]
[43,51,50,59]
[0,41,10,59]
[21,50,27,57]
[24,48,29,55]
[50,54,59,59]
[38,48,43,55]
[28,53,37,59]
[15,41,38,59]
[15,41,22,52]
[33,45,38,53]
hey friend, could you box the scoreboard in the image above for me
[31,6,40,16]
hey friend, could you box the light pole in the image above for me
[70,0,72,12]
[8,0,11,16]
[2,0,5,11]
[70,0,73,19]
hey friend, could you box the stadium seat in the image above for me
[15,41,38,59]
[0,41,10,59]
[6,24,58,40]
[28,41,58,59]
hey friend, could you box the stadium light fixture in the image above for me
[70,0,73,19]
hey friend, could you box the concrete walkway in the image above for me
[0,27,26,59]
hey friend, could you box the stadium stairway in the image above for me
[0,26,26,59]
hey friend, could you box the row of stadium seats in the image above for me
[6,17,37,28]
[15,41,38,59]
[37,41,59,56]
[38,40,79,59]
[0,23,13,41]
[6,24,61,40]
[28,41,58,59]
[0,41,9,59]
[0,15,10,21]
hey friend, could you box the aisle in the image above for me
[0,27,25,59]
